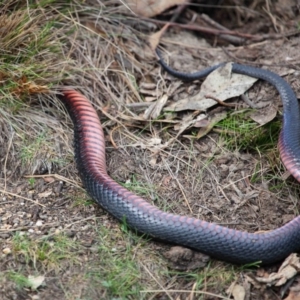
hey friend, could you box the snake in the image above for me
[59,49,300,265]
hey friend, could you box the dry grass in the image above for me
[0,2,74,178]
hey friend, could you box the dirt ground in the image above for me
[1,1,300,299]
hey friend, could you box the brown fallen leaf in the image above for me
[249,104,278,126]
[149,27,166,51]
[255,254,300,287]
[165,63,258,112]
[226,282,246,300]
[196,112,227,139]
[124,0,187,17]
[173,112,203,130]
[143,94,168,119]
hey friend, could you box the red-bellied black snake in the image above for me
[59,50,300,265]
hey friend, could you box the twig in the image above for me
[141,263,174,300]
[126,102,152,109]
[0,188,46,207]
[109,125,121,149]
[162,156,193,214]
[169,2,189,23]
[205,94,238,107]
[24,173,81,189]
[263,0,279,32]
[144,17,300,42]
[200,13,245,45]
[145,17,256,39]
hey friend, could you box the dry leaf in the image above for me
[195,112,227,139]
[227,282,246,300]
[38,190,52,198]
[285,290,300,300]
[149,27,166,50]
[149,156,157,167]
[27,275,45,290]
[143,95,168,119]
[124,0,187,17]
[165,63,258,112]
[255,254,300,287]
[147,137,162,147]
[173,112,200,131]
[249,105,277,126]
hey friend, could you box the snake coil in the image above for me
[59,51,300,265]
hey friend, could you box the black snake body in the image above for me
[59,51,300,265]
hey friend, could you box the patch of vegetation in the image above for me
[0,7,69,104]
[121,174,181,213]
[20,132,48,165]
[28,177,36,188]
[11,232,79,270]
[0,1,74,174]
[72,195,95,207]
[216,110,281,152]
[122,175,156,198]
[85,225,147,299]
[6,271,31,290]
[171,266,234,288]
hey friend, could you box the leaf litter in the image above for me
[164,62,258,112]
